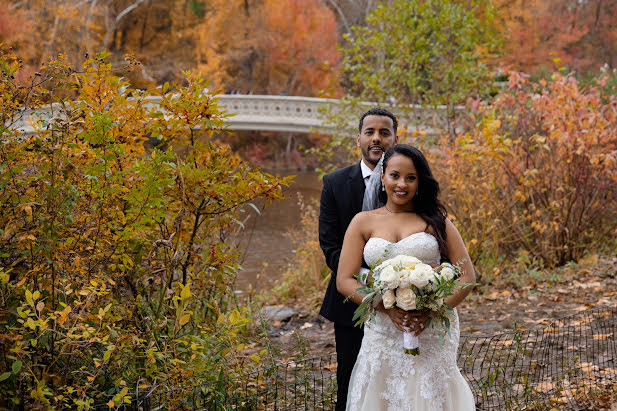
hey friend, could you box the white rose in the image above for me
[382,289,396,309]
[440,266,455,281]
[409,263,434,289]
[395,287,417,311]
[379,266,399,288]
[398,271,411,289]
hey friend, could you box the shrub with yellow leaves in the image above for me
[0,49,291,408]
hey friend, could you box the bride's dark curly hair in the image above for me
[378,144,449,259]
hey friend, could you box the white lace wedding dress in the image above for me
[346,232,476,411]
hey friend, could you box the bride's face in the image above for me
[381,154,419,208]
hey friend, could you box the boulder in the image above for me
[262,305,298,322]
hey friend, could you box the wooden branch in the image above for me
[102,0,147,50]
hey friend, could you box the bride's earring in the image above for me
[415,188,419,197]
[381,184,385,192]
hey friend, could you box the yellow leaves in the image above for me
[57,305,72,326]
[228,309,241,326]
[180,284,191,300]
[484,119,501,134]
[25,289,34,307]
[179,313,191,326]
[250,354,261,363]
[25,317,37,330]
[18,234,37,243]
[22,204,33,216]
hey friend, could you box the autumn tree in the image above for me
[195,0,340,96]
[495,0,617,75]
[342,0,500,112]
[4,0,203,87]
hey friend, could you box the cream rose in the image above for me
[379,266,399,289]
[395,287,417,311]
[382,289,396,309]
[440,266,455,281]
[389,255,421,270]
[409,263,434,289]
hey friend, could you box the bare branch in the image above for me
[325,0,352,34]
[102,0,147,50]
[85,0,99,56]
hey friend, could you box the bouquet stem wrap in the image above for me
[403,331,419,355]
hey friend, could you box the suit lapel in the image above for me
[348,163,365,213]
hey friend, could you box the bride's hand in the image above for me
[405,310,429,336]
[377,303,408,332]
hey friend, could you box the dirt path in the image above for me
[261,256,617,361]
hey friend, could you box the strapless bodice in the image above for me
[363,231,440,268]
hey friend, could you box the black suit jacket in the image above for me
[319,163,368,326]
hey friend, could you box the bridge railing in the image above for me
[7,94,461,136]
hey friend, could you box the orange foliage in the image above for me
[195,0,340,96]
[495,0,617,74]
[261,0,340,96]
[437,72,617,274]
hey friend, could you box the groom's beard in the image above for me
[362,145,384,166]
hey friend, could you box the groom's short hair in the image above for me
[358,107,398,135]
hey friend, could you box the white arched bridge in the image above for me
[10,94,456,136]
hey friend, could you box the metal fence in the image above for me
[459,305,617,409]
[106,306,616,410]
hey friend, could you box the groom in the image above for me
[318,107,399,410]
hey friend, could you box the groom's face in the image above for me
[357,115,398,169]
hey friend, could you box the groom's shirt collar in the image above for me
[360,159,376,187]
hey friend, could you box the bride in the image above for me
[336,144,476,411]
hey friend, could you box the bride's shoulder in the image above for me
[353,208,386,222]
[349,209,383,230]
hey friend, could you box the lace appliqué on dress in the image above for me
[346,232,467,411]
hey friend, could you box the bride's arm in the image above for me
[336,214,368,305]
[443,218,476,308]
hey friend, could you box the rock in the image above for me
[262,305,298,322]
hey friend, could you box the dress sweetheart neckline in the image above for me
[367,231,436,245]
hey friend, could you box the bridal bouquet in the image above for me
[353,255,465,355]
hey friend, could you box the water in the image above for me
[235,170,322,292]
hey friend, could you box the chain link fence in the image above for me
[101,306,616,410]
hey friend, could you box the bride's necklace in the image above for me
[384,204,413,214]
